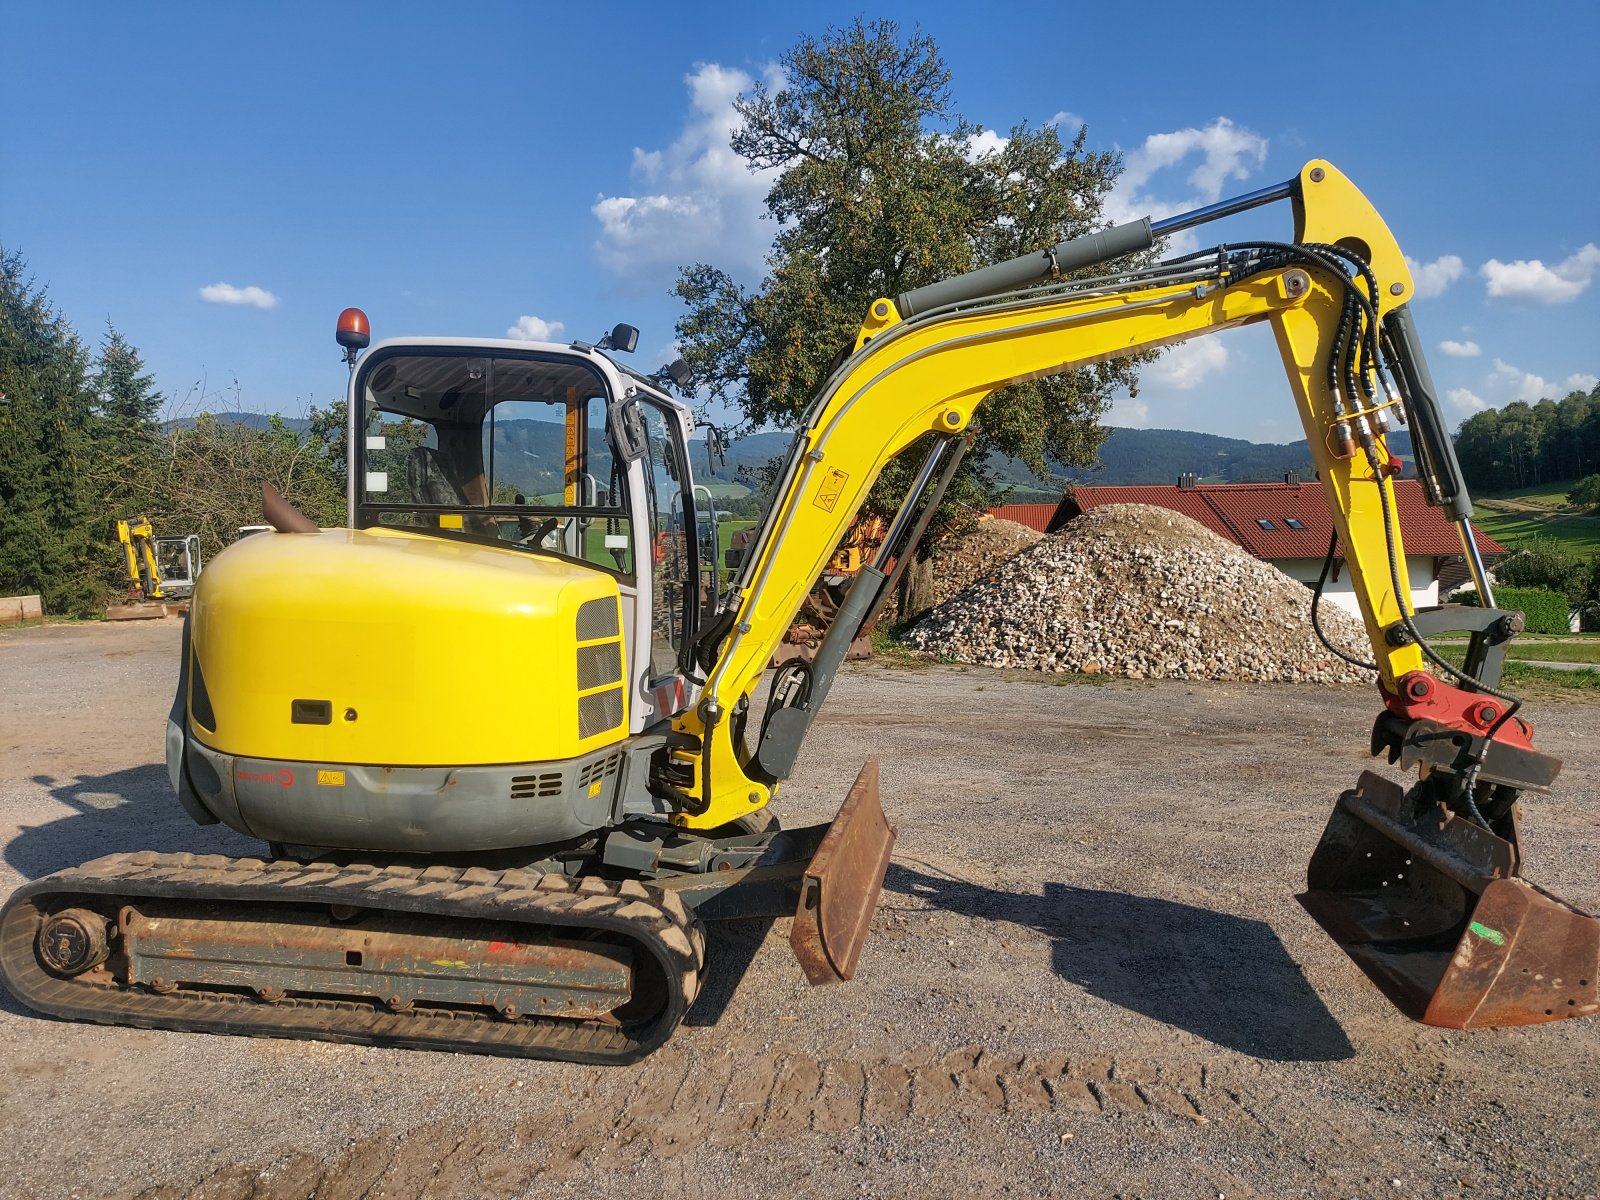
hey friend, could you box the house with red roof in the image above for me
[990,475,1505,617]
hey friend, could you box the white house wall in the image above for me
[1272,556,1439,617]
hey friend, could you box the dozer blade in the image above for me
[1299,770,1600,1028]
[791,758,896,985]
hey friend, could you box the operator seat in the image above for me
[405,446,468,507]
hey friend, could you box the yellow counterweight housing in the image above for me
[188,528,629,767]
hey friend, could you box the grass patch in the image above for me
[1472,476,1600,556]
[1472,506,1600,555]
[1479,481,1580,508]
[867,626,937,670]
[1501,642,1600,664]
[1432,646,1600,693]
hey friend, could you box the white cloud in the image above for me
[1404,254,1464,300]
[966,128,1009,161]
[199,282,278,309]
[1046,111,1084,135]
[1108,394,1149,427]
[505,315,566,342]
[592,62,781,281]
[1446,387,1486,414]
[1484,358,1597,404]
[1107,117,1269,229]
[1481,243,1600,303]
[1438,339,1481,358]
[1145,337,1229,391]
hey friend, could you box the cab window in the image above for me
[356,351,633,576]
[636,400,697,674]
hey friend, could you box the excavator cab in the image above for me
[353,345,711,720]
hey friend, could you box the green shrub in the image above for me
[1495,586,1572,634]
[1568,474,1600,509]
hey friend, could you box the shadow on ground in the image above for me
[885,862,1355,1062]
[685,918,776,1028]
[5,763,257,882]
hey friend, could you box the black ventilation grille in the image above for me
[509,771,563,799]
[575,597,619,642]
[577,689,624,740]
[576,752,623,789]
[576,642,623,691]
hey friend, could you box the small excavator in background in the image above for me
[5,160,1595,1061]
[108,518,202,618]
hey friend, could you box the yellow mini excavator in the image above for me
[4,161,1595,1061]
[115,518,203,602]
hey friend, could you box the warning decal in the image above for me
[813,468,849,513]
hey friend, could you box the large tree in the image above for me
[90,323,168,549]
[0,247,101,615]
[673,19,1147,526]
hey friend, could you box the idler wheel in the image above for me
[38,908,112,976]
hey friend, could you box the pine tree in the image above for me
[90,323,168,567]
[0,246,100,615]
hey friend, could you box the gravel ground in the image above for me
[1,621,1597,1200]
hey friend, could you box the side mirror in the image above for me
[600,323,639,354]
[705,425,727,474]
[608,396,648,462]
[667,358,693,388]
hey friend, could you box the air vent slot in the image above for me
[576,642,623,691]
[576,752,622,789]
[578,689,624,740]
[575,597,619,642]
[509,771,564,799]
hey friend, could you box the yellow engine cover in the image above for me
[189,528,629,766]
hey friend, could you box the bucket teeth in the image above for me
[1300,771,1600,1029]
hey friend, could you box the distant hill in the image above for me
[705,426,1415,500]
[169,411,1413,499]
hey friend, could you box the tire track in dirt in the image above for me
[115,1047,1267,1199]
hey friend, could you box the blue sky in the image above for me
[3,1,1596,445]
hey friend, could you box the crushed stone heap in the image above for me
[927,517,1042,607]
[904,503,1376,684]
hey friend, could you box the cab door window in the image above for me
[636,401,696,674]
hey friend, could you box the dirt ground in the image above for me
[1,621,1597,1200]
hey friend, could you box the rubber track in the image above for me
[0,851,706,1065]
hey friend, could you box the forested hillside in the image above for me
[1453,386,1600,492]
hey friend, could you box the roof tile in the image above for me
[1042,480,1504,561]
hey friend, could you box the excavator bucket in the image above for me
[791,758,897,985]
[1299,771,1600,1028]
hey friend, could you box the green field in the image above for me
[1433,645,1600,691]
[1473,478,1600,555]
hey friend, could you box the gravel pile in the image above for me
[927,517,1042,606]
[904,503,1376,683]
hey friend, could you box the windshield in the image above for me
[356,350,633,575]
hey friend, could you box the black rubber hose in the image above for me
[1311,531,1378,671]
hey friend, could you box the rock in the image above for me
[903,504,1375,686]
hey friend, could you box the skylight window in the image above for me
[1285,518,1306,530]
[1256,519,1276,530]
